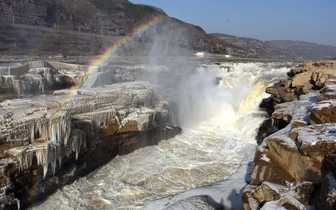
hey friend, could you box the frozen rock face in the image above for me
[0,80,181,209]
[1,61,88,98]
[247,61,336,209]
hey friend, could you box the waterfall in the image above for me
[33,61,294,210]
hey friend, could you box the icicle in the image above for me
[56,143,62,170]
[13,80,21,97]
[30,125,35,143]
[40,77,44,94]
[15,198,20,210]
[36,148,45,166]
[48,143,57,176]
[43,161,48,179]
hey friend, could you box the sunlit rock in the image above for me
[310,100,336,124]
[243,181,311,210]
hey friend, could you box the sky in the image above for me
[129,0,336,46]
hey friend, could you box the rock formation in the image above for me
[0,0,232,57]
[0,61,181,209]
[246,60,336,209]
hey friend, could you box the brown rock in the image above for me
[294,83,318,96]
[266,136,321,184]
[290,120,308,130]
[293,181,314,205]
[243,182,308,210]
[318,84,336,101]
[287,67,309,77]
[318,92,336,102]
[266,81,297,104]
[311,69,336,89]
[291,124,336,158]
[250,143,296,185]
[291,71,313,88]
[310,101,336,124]
[251,182,281,204]
[318,173,336,210]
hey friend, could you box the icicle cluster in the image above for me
[48,111,71,144]
[2,81,160,181]
[66,129,86,160]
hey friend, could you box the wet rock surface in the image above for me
[0,61,182,209]
[247,60,336,209]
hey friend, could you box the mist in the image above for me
[143,23,252,128]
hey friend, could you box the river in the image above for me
[33,61,295,210]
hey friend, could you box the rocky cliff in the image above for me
[245,60,336,209]
[0,0,234,57]
[0,60,182,209]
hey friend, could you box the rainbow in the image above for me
[76,15,167,89]
[59,14,168,108]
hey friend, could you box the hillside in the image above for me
[213,33,336,61]
[0,0,238,58]
[213,33,299,60]
[269,40,336,60]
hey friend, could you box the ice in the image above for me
[293,123,336,145]
[261,154,270,162]
[67,129,86,160]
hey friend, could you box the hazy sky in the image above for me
[129,0,336,46]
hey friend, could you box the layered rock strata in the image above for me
[0,61,181,209]
[246,61,336,209]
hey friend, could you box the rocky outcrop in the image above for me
[247,61,336,209]
[0,0,231,56]
[0,60,182,209]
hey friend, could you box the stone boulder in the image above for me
[243,181,312,210]
[266,61,336,109]
[265,80,297,104]
[318,81,336,102]
[252,122,336,187]
[291,71,313,88]
[310,100,336,124]
[248,60,336,209]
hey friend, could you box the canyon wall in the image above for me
[245,60,336,209]
[0,61,181,209]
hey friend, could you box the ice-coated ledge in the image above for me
[0,80,181,209]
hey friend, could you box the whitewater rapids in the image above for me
[33,61,295,210]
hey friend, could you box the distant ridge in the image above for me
[213,33,336,60]
[269,40,336,60]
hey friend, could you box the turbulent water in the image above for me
[33,61,294,210]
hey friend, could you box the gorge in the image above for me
[2,55,336,210]
[0,0,336,209]
[1,58,296,209]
